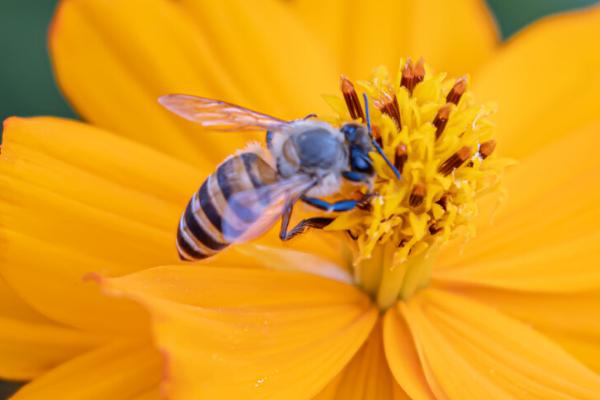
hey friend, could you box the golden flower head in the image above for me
[318,61,513,308]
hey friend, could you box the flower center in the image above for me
[323,59,510,309]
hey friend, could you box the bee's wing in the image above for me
[159,94,290,131]
[222,175,316,243]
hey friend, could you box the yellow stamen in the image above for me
[340,75,365,121]
[400,58,415,91]
[413,58,426,85]
[446,76,467,105]
[409,183,426,207]
[438,146,472,176]
[480,139,497,159]
[325,60,511,308]
[394,143,408,172]
[433,104,451,139]
[376,92,402,131]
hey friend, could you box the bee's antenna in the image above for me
[363,93,401,179]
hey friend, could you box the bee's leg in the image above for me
[279,201,334,241]
[266,131,274,150]
[300,196,358,212]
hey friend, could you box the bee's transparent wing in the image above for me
[159,94,290,131]
[222,175,316,243]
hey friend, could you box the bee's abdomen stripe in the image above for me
[191,190,226,244]
[216,159,235,200]
[184,201,228,251]
[177,223,210,260]
[241,153,277,208]
[202,174,245,239]
[241,153,263,188]
[199,179,223,232]
[217,156,259,223]
[175,236,197,261]
[179,217,220,257]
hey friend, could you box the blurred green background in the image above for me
[0,0,598,397]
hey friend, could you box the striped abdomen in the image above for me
[176,152,278,261]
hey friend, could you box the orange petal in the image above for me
[0,277,102,380]
[444,286,600,374]
[383,307,437,400]
[400,289,600,399]
[132,387,164,400]
[315,320,410,400]
[434,120,600,292]
[130,388,161,400]
[290,0,498,78]
[179,0,338,117]
[551,332,600,376]
[286,0,347,73]
[0,117,198,333]
[12,340,162,400]
[0,317,102,381]
[291,0,408,79]
[0,276,48,323]
[474,5,600,158]
[101,265,377,399]
[50,0,254,164]
[232,243,352,284]
[403,0,499,77]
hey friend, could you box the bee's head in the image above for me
[340,123,374,175]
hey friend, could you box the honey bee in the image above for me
[159,94,400,261]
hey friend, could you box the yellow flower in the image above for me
[1,0,600,399]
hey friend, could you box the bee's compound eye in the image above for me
[341,124,358,141]
[355,157,370,171]
[351,147,373,173]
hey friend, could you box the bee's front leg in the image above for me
[356,192,378,211]
[300,196,359,212]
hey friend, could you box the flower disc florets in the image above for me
[322,59,511,304]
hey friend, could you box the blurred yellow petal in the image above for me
[0,274,102,380]
[129,388,161,400]
[292,0,408,79]
[434,121,600,292]
[0,317,101,381]
[233,242,353,284]
[444,287,600,374]
[0,277,48,323]
[50,0,251,164]
[474,5,600,158]
[101,265,377,399]
[180,0,338,118]
[404,0,499,77]
[383,306,437,400]
[315,320,409,400]
[552,333,600,376]
[13,341,162,400]
[286,0,347,72]
[400,290,600,399]
[290,0,498,78]
[0,117,198,333]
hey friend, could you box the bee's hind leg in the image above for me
[280,217,334,241]
[279,201,334,241]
